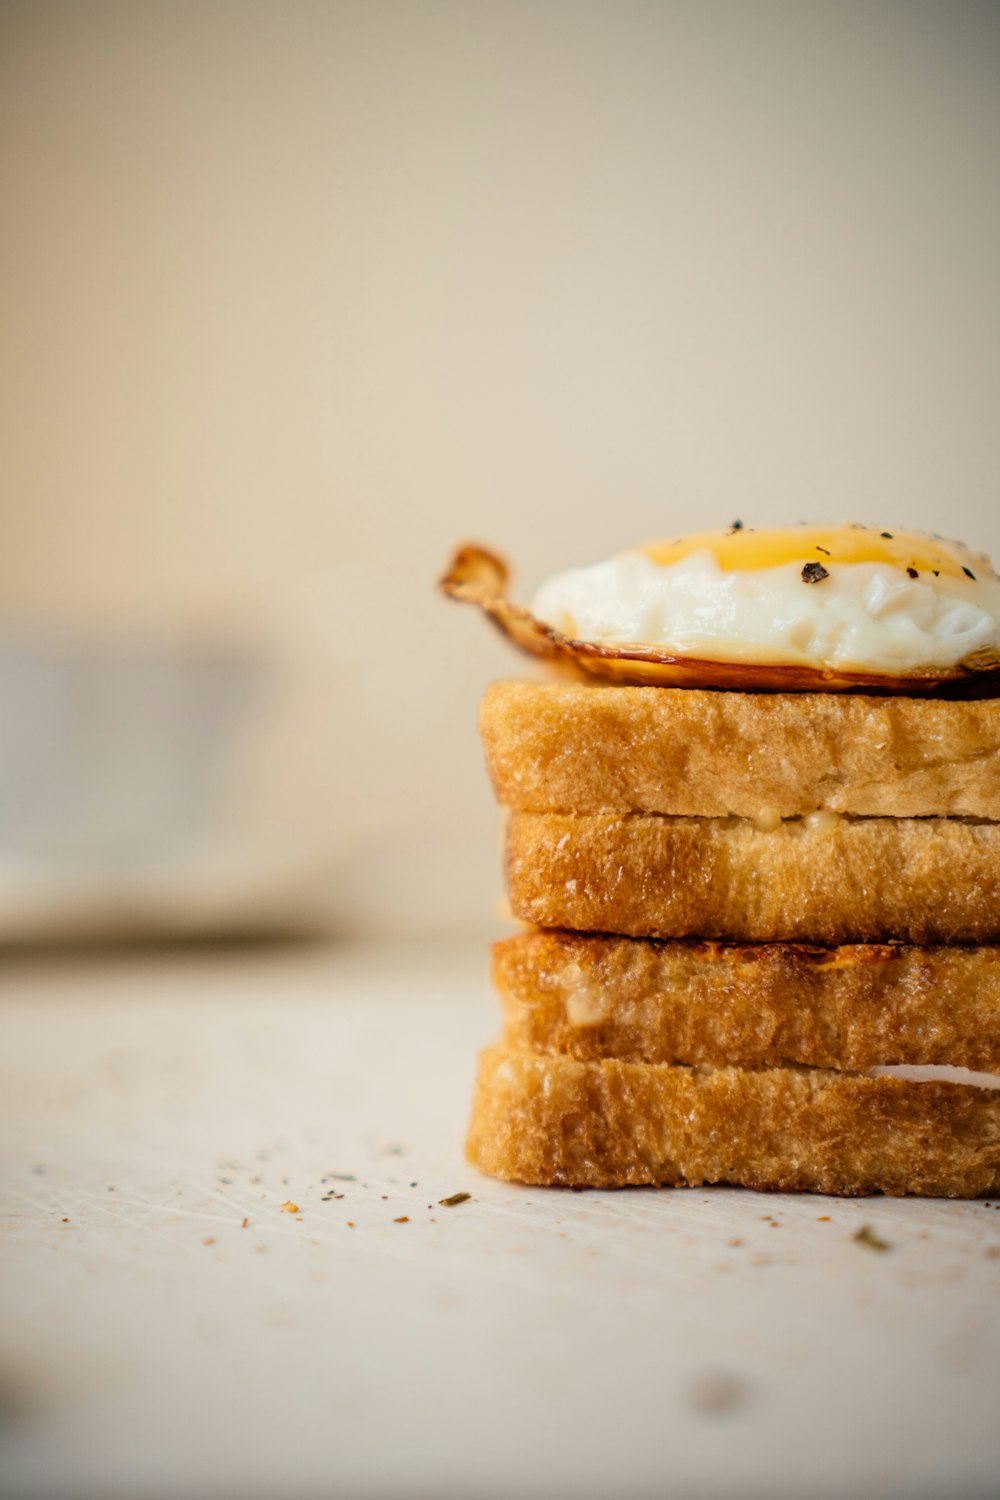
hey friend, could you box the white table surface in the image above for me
[1,939,998,1500]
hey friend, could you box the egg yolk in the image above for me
[639,525,971,581]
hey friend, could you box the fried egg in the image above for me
[440,526,1000,692]
[533,525,1000,675]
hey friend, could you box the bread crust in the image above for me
[481,680,1000,818]
[467,1045,1000,1195]
[506,812,1000,945]
[494,930,1000,1071]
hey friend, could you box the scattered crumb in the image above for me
[202,1237,216,1246]
[347,1221,356,1228]
[394,1216,410,1224]
[328,1174,356,1182]
[295,1216,303,1223]
[986,1246,1000,1260]
[61,1218,70,1224]
[853,1224,891,1253]
[439,1192,471,1208]
[688,1371,750,1416]
[280,1201,300,1215]
[817,1216,830,1222]
[727,1238,743,1248]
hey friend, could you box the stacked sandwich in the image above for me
[443,525,1000,1196]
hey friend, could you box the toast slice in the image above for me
[467,1044,1000,1196]
[506,812,1000,944]
[481,681,1000,818]
[494,931,1000,1072]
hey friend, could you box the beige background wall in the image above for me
[2,0,999,937]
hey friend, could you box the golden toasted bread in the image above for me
[506,812,1000,945]
[481,681,1000,818]
[494,930,1000,1072]
[467,1044,1000,1195]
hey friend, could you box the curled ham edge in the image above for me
[439,542,1000,696]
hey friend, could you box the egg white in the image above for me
[531,548,1000,674]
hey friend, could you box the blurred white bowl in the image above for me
[0,628,307,941]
